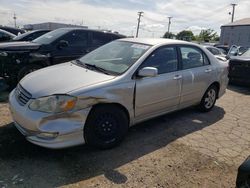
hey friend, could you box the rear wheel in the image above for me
[84,105,129,149]
[17,64,42,81]
[199,85,218,112]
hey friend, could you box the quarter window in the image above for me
[141,46,178,74]
[180,47,206,69]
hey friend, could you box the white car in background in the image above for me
[204,45,227,62]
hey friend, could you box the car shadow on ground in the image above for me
[0,106,225,187]
[0,91,9,103]
[228,84,250,95]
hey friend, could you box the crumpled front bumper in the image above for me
[9,89,92,149]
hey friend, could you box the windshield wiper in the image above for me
[73,60,117,75]
[84,63,112,75]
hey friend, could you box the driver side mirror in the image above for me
[57,40,69,49]
[138,67,158,77]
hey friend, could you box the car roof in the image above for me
[0,28,16,37]
[55,27,126,37]
[29,29,51,33]
[118,38,193,46]
[203,45,218,49]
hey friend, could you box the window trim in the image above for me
[134,45,180,78]
[177,44,211,70]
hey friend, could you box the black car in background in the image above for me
[0,29,16,42]
[0,26,25,35]
[229,48,250,86]
[12,29,51,42]
[236,156,250,188]
[0,28,126,87]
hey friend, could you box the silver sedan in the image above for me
[9,38,229,149]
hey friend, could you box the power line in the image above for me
[13,12,17,28]
[136,11,143,38]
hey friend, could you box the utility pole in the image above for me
[167,16,173,34]
[13,12,17,28]
[230,3,237,23]
[136,11,143,38]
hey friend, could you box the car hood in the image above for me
[0,41,41,51]
[20,62,116,98]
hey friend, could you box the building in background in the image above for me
[23,22,88,31]
[220,18,250,47]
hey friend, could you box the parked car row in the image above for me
[0,28,125,87]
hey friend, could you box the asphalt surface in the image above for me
[0,85,249,188]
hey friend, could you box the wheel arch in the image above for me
[209,81,220,98]
[87,103,131,125]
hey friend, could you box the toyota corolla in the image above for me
[9,38,229,149]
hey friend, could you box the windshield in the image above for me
[33,28,69,44]
[12,31,32,41]
[78,41,151,75]
[241,48,250,57]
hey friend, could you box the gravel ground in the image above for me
[0,85,249,188]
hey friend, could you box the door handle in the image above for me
[173,75,182,80]
[205,69,212,73]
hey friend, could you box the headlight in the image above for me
[29,95,77,113]
[0,52,8,57]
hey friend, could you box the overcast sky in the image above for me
[0,0,249,37]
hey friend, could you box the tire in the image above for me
[17,64,42,81]
[199,85,218,112]
[84,105,129,149]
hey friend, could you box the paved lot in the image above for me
[0,85,249,187]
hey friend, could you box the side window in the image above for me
[141,46,178,74]
[92,32,112,46]
[211,48,220,55]
[61,31,87,47]
[180,47,204,69]
[29,31,47,40]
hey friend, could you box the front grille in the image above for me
[15,84,32,106]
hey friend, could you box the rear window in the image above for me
[92,32,112,46]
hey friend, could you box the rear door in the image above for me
[178,45,214,108]
[135,46,182,119]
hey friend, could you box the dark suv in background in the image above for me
[0,28,125,87]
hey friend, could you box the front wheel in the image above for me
[199,85,218,112]
[84,105,129,149]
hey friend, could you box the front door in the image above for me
[135,46,182,119]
